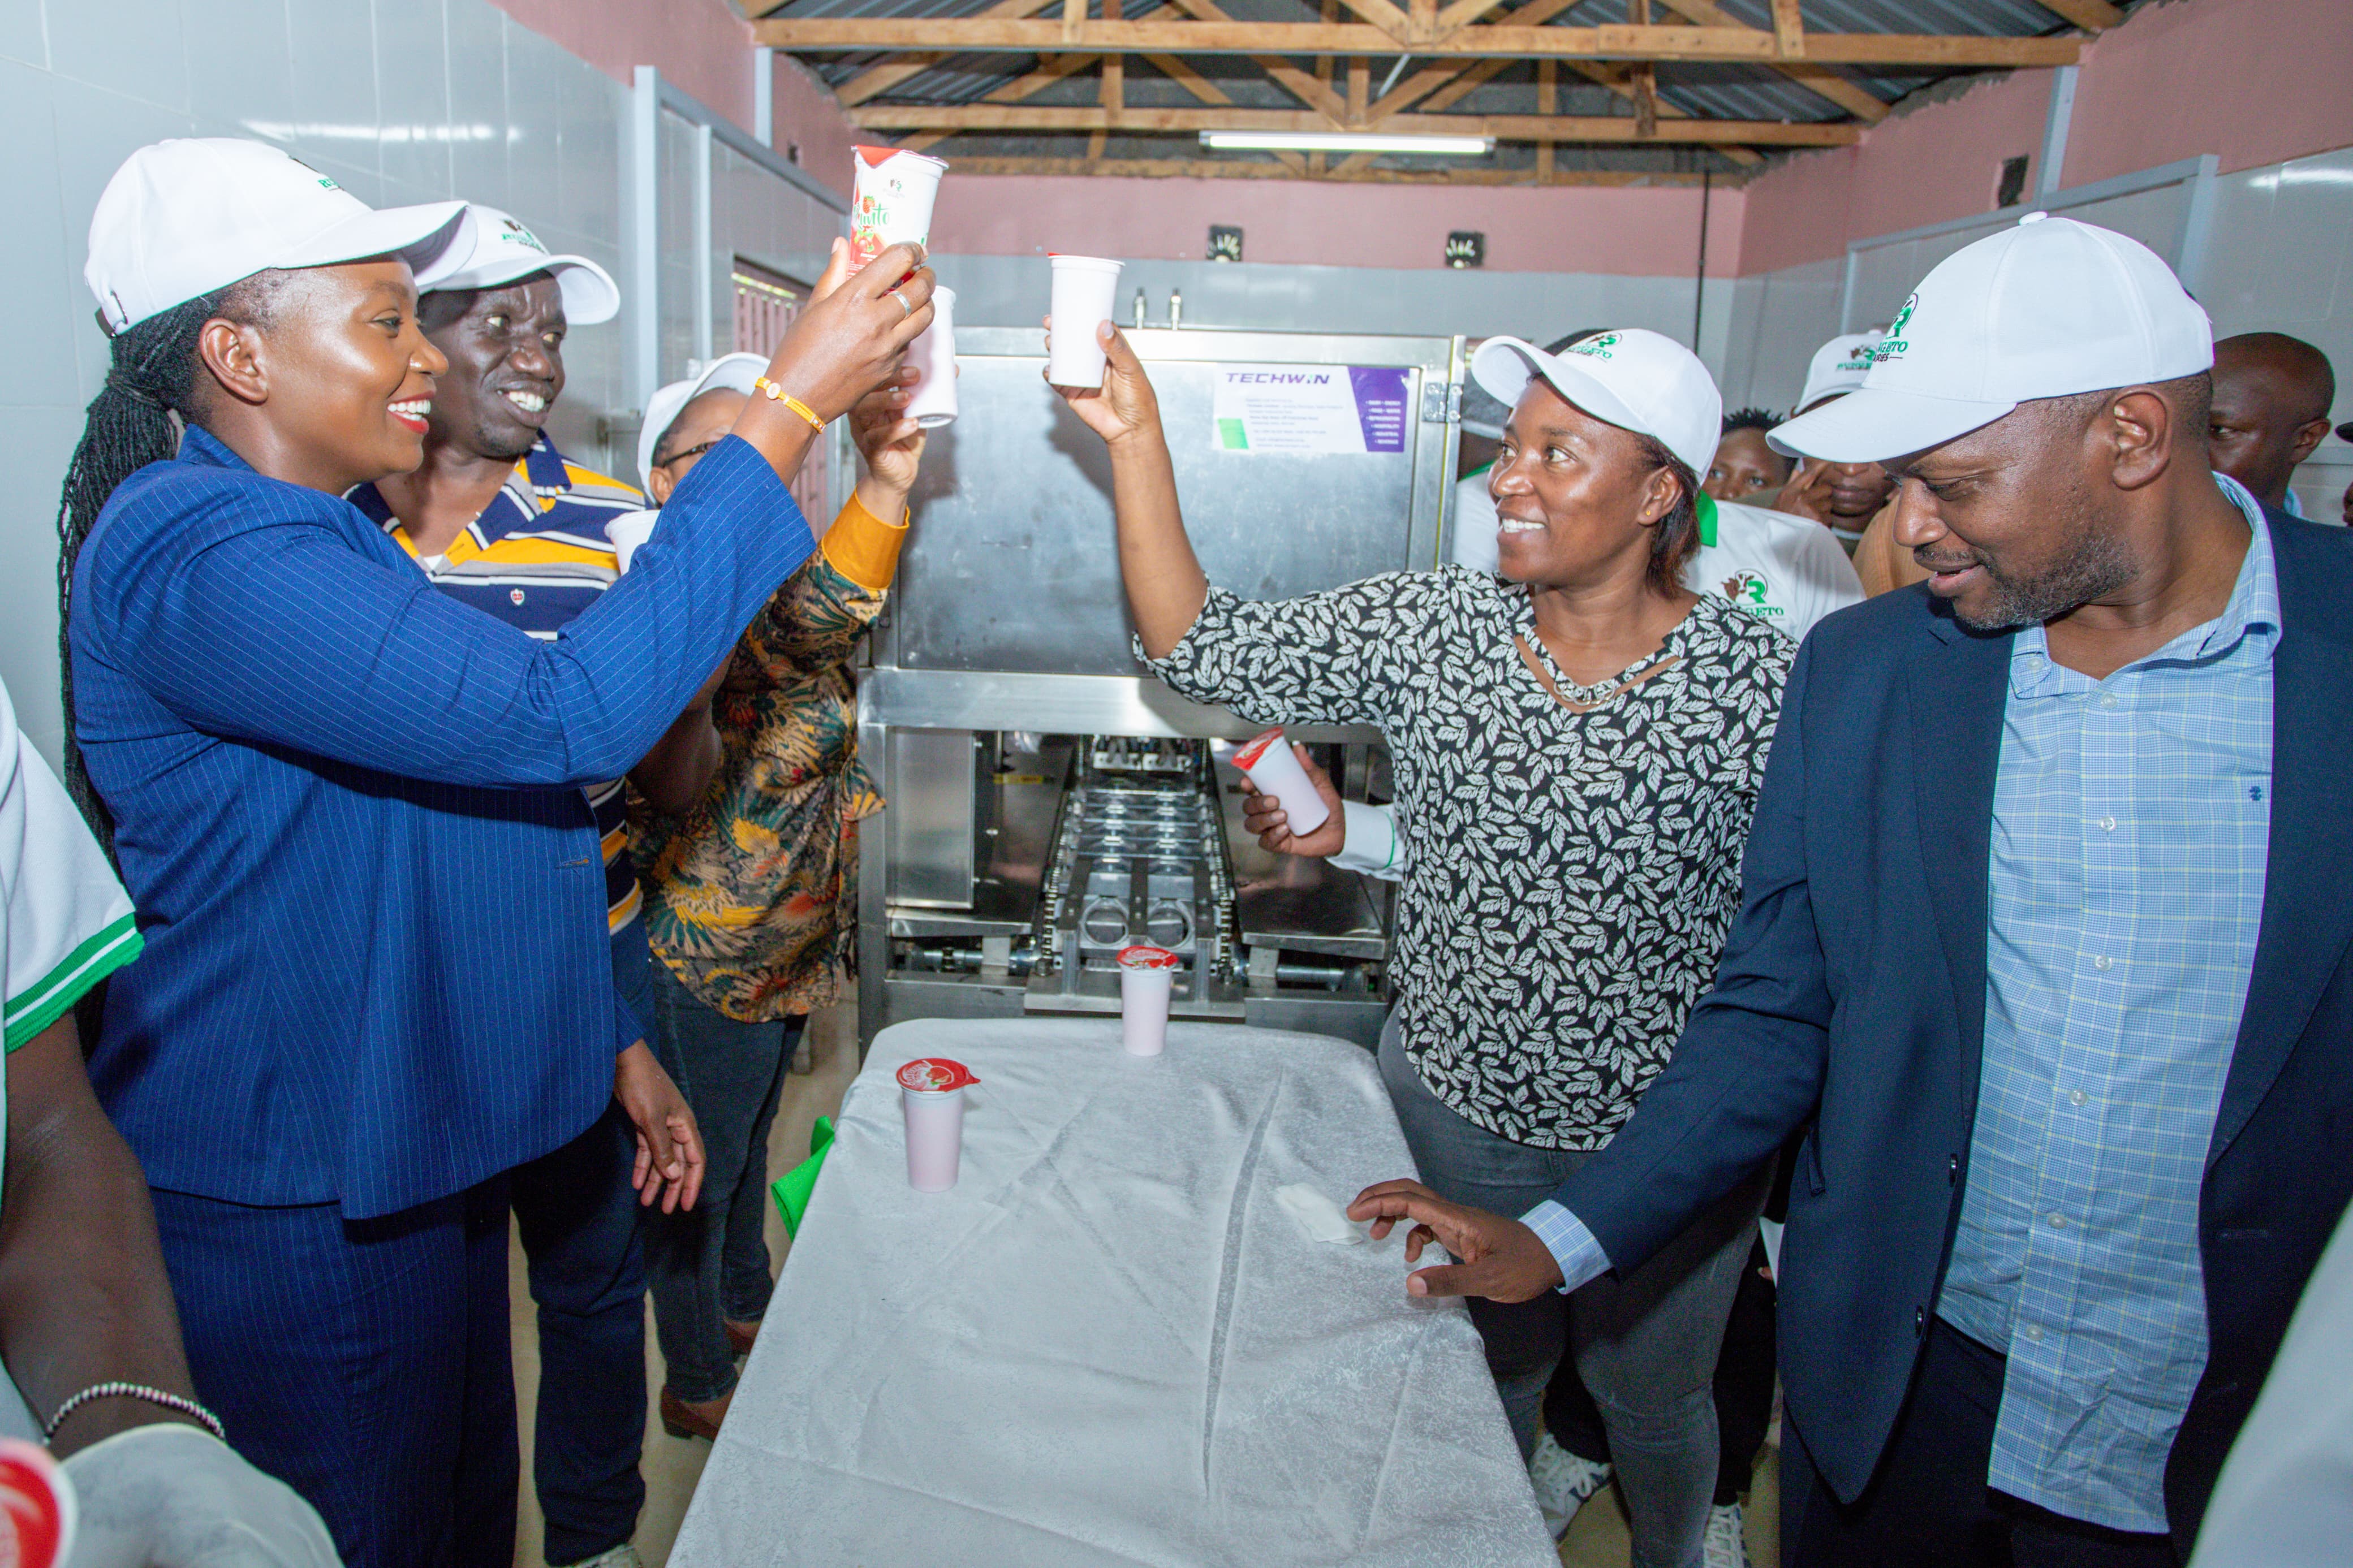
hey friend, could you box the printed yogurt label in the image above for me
[897,1057,978,1092]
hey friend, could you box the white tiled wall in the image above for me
[710,141,838,331]
[928,251,1740,364]
[1714,257,1845,418]
[1714,146,2353,518]
[0,0,847,770]
[0,0,640,766]
[2201,145,2353,522]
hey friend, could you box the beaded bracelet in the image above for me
[44,1381,226,1445]
[753,377,827,431]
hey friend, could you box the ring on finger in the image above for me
[893,291,913,318]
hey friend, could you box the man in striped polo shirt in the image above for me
[352,205,712,1568]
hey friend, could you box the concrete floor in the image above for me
[507,999,863,1568]
[505,1000,1781,1568]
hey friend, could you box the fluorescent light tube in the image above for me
[1197,130,1494,156]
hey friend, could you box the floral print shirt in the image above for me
[630,493,906,1021]
[1148,567,1790,1149]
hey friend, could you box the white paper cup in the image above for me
[1233,728,1331,836]
[904,285,958,429]
[1047,254,1124,387]
[851,146,948,270]
[897,1058,977,1191]
[902,1087,966,1191]
[1118,944,1179,1056]
[606,510,657,574]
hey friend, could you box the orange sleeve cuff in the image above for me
[819,490,910,593]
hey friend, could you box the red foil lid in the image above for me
[1118,945,1182,970]
[897,1057,979,1092]
[1232,727,1285,768]
[0,1439,71,1568]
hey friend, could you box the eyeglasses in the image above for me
[658,439,721,470]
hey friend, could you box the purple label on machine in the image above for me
[1347,366,1410,453]
[1211,364,1415,455]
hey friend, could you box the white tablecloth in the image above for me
[671,1017,1554,1568]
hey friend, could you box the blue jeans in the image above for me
[506,924,654,1565]
[154,1180,518,1568]
[1379,1018,1766,1568]
[641,957,804,1403]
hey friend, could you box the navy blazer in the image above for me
[72,430,813,1219]
[1555,508,2353,1555]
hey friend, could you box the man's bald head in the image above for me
[2209,332,2336,509]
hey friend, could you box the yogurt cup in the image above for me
[1047,254,1124,387]
[1117,944,1180,1057]
[897,1057,977,1191]
[850,146,948,270]
[904,284,958,428]
[0,1439,74,1568]
[605,510,657,574]
[1233,727,1331,836]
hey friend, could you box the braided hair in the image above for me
[55,277,278,852]
[1721,405,1782,435]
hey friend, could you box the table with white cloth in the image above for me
[671,1017,1555,1568]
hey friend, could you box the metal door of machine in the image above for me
[872,327,1459,675]
[856,327,1463,1050]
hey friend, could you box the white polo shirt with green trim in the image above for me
[3,677,142,1062]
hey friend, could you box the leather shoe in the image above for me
[725,1318,760,1358]
[659,1386,731,1441]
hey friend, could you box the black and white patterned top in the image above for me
[1149,566,1792,1149]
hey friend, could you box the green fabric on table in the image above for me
[771,1116,837,1238]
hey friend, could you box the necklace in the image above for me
[1514,633,1681,715]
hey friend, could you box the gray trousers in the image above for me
[1379,1020,1768,1568]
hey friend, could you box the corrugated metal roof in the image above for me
[783,0,2102,174]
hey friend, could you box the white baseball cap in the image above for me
[1470,328,1722,477]
[85,138,464,334]
[1772,214,2214,463]
[1794,331,1885,414]
[637,352,767,488]
[415,204,620,326]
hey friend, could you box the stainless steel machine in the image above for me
[855,326,1465,1051]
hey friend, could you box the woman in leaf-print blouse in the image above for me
[1057,321,1792,1568]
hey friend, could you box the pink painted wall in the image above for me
[481,0,2353,280]
[482,0,863,198]
[928,176,1747,274]
[484,0,757,126]
[1737,70,2050,275]
[770,56,860,202]
[2061,0,2353,189]
[1739,0,2353,274]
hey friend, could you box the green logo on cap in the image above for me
[285,155,341,193]
[1567,332,1619,360]
[1875,296,1916,361]
[499,216,550,255]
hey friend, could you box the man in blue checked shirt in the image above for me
[1354,216,2353,1568]
[58,139,934,1568]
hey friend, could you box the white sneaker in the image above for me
[1703,1499,1751,1568]
[557,1547,643,1568]
[1527,1430,1613,1541]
